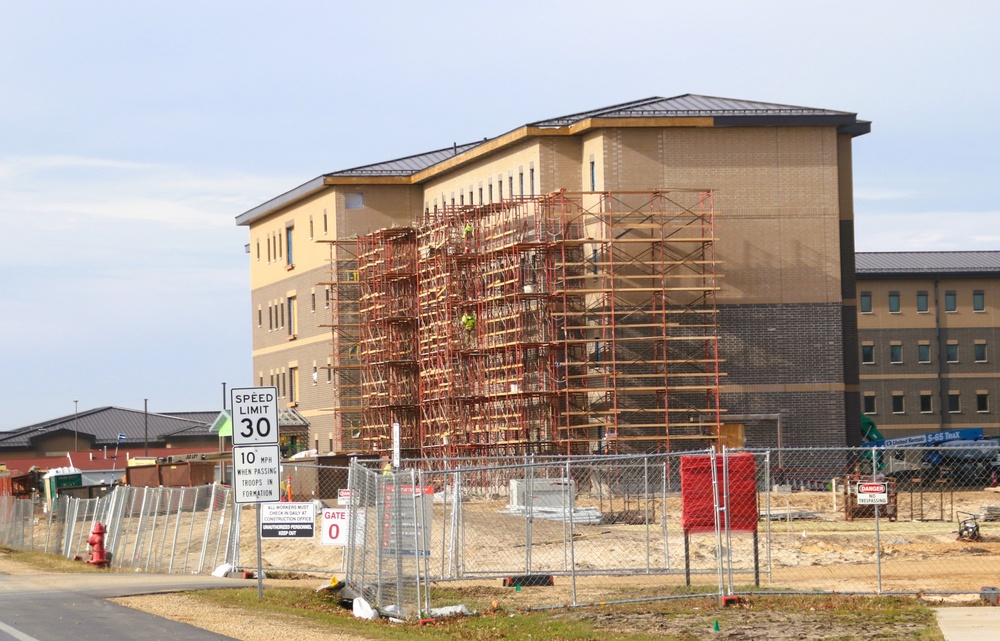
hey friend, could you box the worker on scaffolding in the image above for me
[460,309,477,346]
[463,222,474,253]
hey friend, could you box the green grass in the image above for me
[0,545,108,573]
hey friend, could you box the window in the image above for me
[861,344,875,364]
[279,301,285,328]
[945,290,957,312]
[973,290,985,312]
[323,209,328,235]
[498,179,503,201]
[508,174,514,199]
[309,216,314,240]
[888,291,900,313]
[975,342,987,362]
[289,367,298,404]
[312,365,318,386]
[589,159,596,191]
[529,167,535,197]
[863,394,876,414]
[948,391,961,413]
[918,343,931,363]
[285,226,294,266]
[267,235,272,262]
[326,359,332,383]
[311,291,316,313]
[268,304,273,330]
[859,291,872,313]
[977,392,990,413]
[916,291,928,313]
[325,287,330,309]
[257,307,262,327]
[946,343,959,363]
[920,392,933,413]
[892,393,904,414]
[889,343,902,363]
[478,186,483,205]
[345,192,364,209]
[256,239,260,261]
[287,297,297,336]
[519,168,524,195]
[459,192,464,206]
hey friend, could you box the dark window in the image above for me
[916,291,928,313]
[285,227,293,266]
[975,343,987,362]
[945,291,957,312]
[918,344,931,363]
[860,291,872,313]
[863,395,876,414]
[948,392,961,413]
[920,393,932,413]
[977,393,990,413]
[590,161,596,191]
[890,344,902,363]
[946,344,959,362]
[862,345,875,364]
[529,168,535,196]
[892,394,904,414]
[257,308,262,327]
[519,170,524,195]
[973,290,985,312]
[888,291,900,313]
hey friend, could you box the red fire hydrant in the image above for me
[86,522,109,568]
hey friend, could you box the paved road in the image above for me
[0,571,255,641]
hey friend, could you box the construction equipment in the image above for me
[957,511,982,542]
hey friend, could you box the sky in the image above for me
[1,1,998,430]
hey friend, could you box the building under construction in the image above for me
[325,189,722,458]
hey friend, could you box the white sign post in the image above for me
[229,386,281,600]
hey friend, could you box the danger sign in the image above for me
[856,482,888,504]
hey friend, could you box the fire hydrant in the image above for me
[86,522,109,568]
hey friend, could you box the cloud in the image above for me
[855,209,1000,252]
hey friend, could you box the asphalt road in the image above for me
[0,571,255,641]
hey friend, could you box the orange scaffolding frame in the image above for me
[327,188,722,457]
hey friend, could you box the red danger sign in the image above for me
[858,483,887,494]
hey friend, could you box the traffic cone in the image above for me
[713,618,720,632]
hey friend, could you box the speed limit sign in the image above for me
[230,387,279,446]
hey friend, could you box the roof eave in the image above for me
[235,176,328,227]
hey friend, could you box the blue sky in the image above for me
[2,1,998,429]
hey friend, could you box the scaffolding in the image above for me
[328,189,723,457]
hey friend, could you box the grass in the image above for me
[0,545,108,573]
[191,582,946,641]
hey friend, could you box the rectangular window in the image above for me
[892,393,904,414]
[948,391,961,413]
[509,175,514,199]
[311,291,316,313]
[478,187,483,205]
[973,290,985,312]
[518,169,524,196]
[975,342,987,362]
[325,287,330,309]
[860,291,872,314]
[946,343,959,363]
[323,209,328,234]
[863,394,876,414]
[459,192,464,206]
[888,291,900,313]
[498,180,503,201]
[257,307,262,327]
[287,297,296,336]
[977,392,990,413]
[268,304,273,331]
[589,160,596,191]
[916,291,928,313]
[309,216,314,240]
[279,302,285,328]
[267,235,272,262]
[918,343,931,363]
[256,239,261,261]
[345,192,364,209]
[861,344,875,364]
[890,343,902,364]
[945,290,957,312]
[920,392,933,413]
[312,365,318,386]
[326,359,332,383]
[529,167,535,197]
[289,367,298,403]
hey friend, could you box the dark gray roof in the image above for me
[0,407,213,449]
[529,94,868,134]
[326,142,483,178]
[857,251,1000,277]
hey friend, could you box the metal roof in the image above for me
[856,251,1000,277]
[529,94,867,133]
[326,142,483,177]
[0,407,213,449]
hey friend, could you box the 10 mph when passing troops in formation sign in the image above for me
[230,386,281,503]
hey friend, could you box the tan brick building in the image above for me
[857,251,1000,438]
[236,95,871,454]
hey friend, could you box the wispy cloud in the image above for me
[855,209,1000,252]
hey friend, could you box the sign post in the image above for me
[858,470,888,593]
[230,386,281,599]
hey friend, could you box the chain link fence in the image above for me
[5,446,1000,618]
[1,483,238,575]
